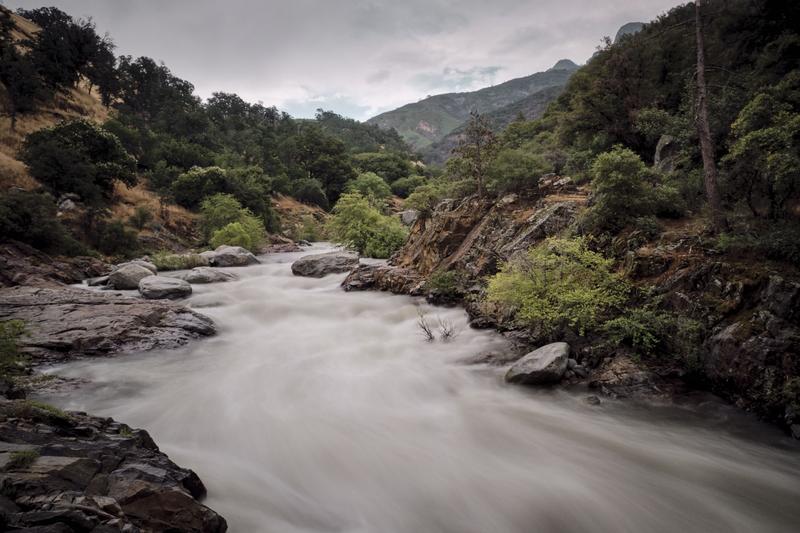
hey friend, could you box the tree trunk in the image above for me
[694,0,727,232]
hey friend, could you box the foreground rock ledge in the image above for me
[0,286,216,363]
[0,400,227,532]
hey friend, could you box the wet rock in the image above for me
[584,395,602,405]
[291,251,359,278]
[505,342,570,385]
[0,400,227,532]
[341,264,424,295]
[173,267,238,284]
[107,264,152,290]
[85,275,109,287]
[200,246,259,267]
[589,355,663,399]
[138,276,192,300]
[0,286,215,363]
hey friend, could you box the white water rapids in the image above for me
[42,245,800,532]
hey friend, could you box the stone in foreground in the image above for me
[505,342,570,385]
[175,266,239,284]
[115,259,158,274]
[0,286,215,363]
[291,251,359,278]
[200,245,259,267]
[139,275,193,299]
[0,400,227,532]
[107,263,152,290]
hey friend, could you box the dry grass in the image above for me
[112,181,198,232]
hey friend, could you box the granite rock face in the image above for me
[0,286,215,363]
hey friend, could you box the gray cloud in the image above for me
[2,0,681,120]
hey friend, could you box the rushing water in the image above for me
[42,245,800,533]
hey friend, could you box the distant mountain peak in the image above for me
[548,59,579,72]
[614,22,645,43]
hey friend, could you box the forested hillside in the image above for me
[0,6,418,260]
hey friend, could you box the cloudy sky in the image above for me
[4,0,680,120]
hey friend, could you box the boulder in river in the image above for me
[0,286,215,363]
[175,266,238,284]
[201,245,259,267]
[107,263,153,290]
[139,275,192,299]
[291,251,359,278]
[505,342,570,385]
[115,259,158,274]
[0,399,227,532]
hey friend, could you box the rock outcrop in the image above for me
[0,400,227,532]
[138,276,192,300]
[291,252,359,278]
[0,241,110,289]
[505,342,570,385]
[106,264,152,290]
[342,264,423,295]
[0,287,215,363]
[199,246,259,267]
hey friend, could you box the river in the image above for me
[41,245,800,532]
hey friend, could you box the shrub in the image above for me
[404,184,444,216]
[209,213,265,252]
[151,251,208,271]
[291,215,325,242]
[487,148,551,195]
[171,166,228,209]
[92,219,140,257]
[486,237,628,336]
[0,320,27,379]
[200,193,244,240]
[128,206,153,230]
[292,178,329,210]
[327,193,408,258]
[345,172,392,206]
[426,270,462,299]
[21,119,137,207]
[352,152,412,183]
[0,190,86,256]
[391,175,427,198]
[4,450,39,471]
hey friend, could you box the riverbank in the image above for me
[28,245,800,533]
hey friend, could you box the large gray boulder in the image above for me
[174,267,238,284]
[107,264,153,290]
[138,276,192,300]
[116,259,158,274]
[291,251,359,278]
[201,246,259,267]
[505,342,570,385]
[398,209,419,226]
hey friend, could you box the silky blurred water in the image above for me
[43,245,800,533]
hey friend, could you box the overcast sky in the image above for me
[3,0,681,120]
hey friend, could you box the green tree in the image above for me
[586,146,653,231]
[21,120,137,207]
[391,175,427,198]
[0,190,85,255]
[327,193,408,258]
[452,111,498,198]
[721,72,800,219]
[487,149,551,195]
[352,152,412,182]
[345,172,392,206]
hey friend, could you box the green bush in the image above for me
[128,206,153,230]
[391,175,427,198]
[292,178,329,209]
[151,251,208,271]
[92,219,140,257]
[487,148,551,195]
[200,193,244,240]
[327,193,408,258]
[0,190,86,256]
[345,172,392,205]
[404,184,444,216]
[171,166,228,209]
[21,119,137,207]
[426,270,462,298]
[0,320,27,379]
[486,237,628,335]
[291,215,325,242]
[4,450,39,471]
[200,193,266,252]
[209,214,265,252]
